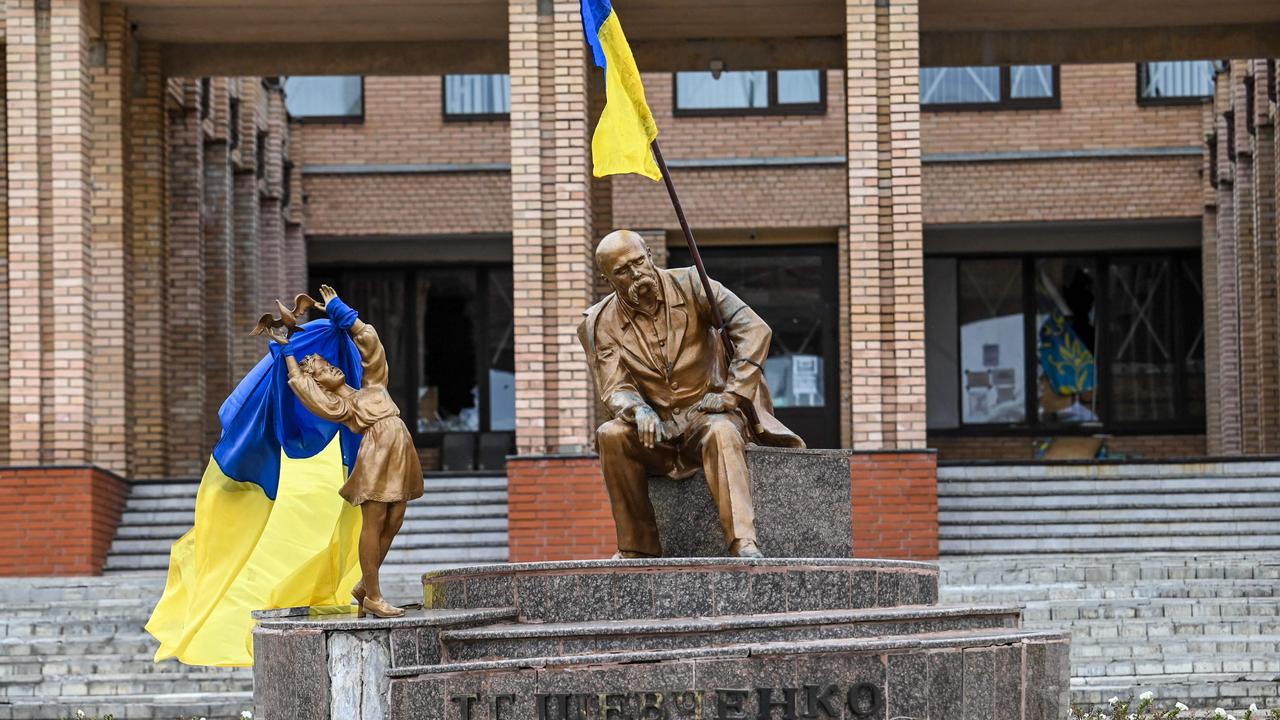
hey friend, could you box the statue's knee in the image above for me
[705,417,745,448]
[596,420,631,449]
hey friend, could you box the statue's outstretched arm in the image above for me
[316,284,389,388]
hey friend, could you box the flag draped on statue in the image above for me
[146,319,366,667]
[581,0,662,180]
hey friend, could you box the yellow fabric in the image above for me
[146,436,362,667]
[592,12,661,181]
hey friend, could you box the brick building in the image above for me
[0,0,1276,574]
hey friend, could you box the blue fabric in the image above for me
[580,0,611,69]
[1038,311,1096,396]
[212,317,364,500]
[324,296,359,331]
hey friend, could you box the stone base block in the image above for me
[648,447,853,558]
[421,558,938,623]
[253,559,1069,720]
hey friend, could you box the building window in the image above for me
[282,76,363,121]
[926,251,1204,434]
[1137,61,1216,104]
[920,65,1058,111]
[673,70,825,116]
[444,74,511,119]
[667,244,840,448]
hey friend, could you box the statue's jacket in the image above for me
[578,266,803,478]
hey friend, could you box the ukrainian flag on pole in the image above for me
[581,0,662,181]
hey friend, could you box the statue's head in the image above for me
[300,353,347,391]
[596,229,660,307]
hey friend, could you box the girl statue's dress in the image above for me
[287,319,424,506]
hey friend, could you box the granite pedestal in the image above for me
[648,447,853,557]
[253,558,1070,720]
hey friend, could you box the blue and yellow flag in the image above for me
[581,0,661,180]
[146,319,366,667]
[1039,311,1096,396]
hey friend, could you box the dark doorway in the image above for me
[667,244,841,448]
[311,265,515,472]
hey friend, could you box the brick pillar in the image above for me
[0,41,8,467]
[259,83,289,301]
[509,0,594,455]
[1201,102,1223,455]
[232,165,263,376]
[87,3,131,475]
[845,0,926,452]
[1250,60,1279,454]
[1230,62,1261,455]
[202,137,234,451]
[126,42,167,479]
[1212,68,1244,456]
[3,0,100,465]
[164,81,207,476]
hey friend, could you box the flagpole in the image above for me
[649,138,765,435]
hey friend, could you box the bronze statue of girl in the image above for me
[270,285,424,618]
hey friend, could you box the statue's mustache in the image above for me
[627,276,658,303]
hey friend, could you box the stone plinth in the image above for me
[252,559,1071,720]
[648,447,853,557]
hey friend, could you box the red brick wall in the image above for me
[509,452,940,562]
[507,455,615,563]
[0,467,128,576]
[850,452,939,561]
[922,64,1204,154]
[924,156,1203,225]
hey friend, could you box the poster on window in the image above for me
[960,314,1025,424]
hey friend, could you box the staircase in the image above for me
[105,473,510,573]
[941,552,1280,712]
[938,461,1280,555]
[0,473,510,719]
[0,573,427,720]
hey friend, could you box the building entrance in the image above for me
[311,264,515,472]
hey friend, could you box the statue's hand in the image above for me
[316,284,339,312]
[698,392,740,414]
[634,405,664,449]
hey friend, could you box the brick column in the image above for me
[231,81,264,378]
[259,83,289,301]
[1231,61,1261,454]
[845,0,926,452]
[0,41,8,467]
[4,0,101,465]
[1211,68,1244,455]
[164,81,207,476]
[126,42,167,479]
[202,136,234,451]
[1201,104,1222,455]
[509,0,594,456]
[1250,60,1278,454]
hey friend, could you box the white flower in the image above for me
[1109,697,1121,706]
[1177,703,1190,712]
[1228,715,1237,720]
[1214,709,1227,720]
[241,713,254,720]
[1129,714,1137,720]
[1250,705,1259,713]
[76,712,86,720]
[1140,691,1154,702]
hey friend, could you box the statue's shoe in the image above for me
[361,596,405,618]
[351,580,366,606]
[729,539,764,558]
[610,550,658,560]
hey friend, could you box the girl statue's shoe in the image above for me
[361,596,405,618]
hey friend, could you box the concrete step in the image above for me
[941,535,1280,555]
[110,530,509,556]
[938,491,1280,511]
[938,474,1280,496]
[0,690,253,720]
[439,605,1021,663]
[941,520,1280,539]
[937,461,1280,480]
[941,506,1280,524]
